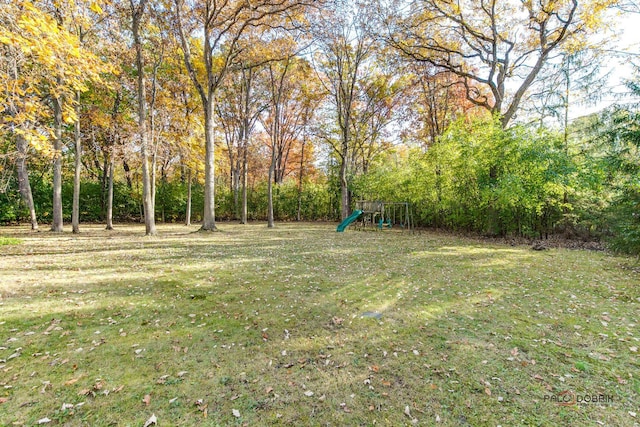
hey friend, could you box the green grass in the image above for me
[0,236,21,246]
[0,223,638,426]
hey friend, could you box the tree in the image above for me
[383,0,618,127]
[173,0,311,231]
[130,0,156,235]
[216,63,266,222]
[1,0,105,232]
[313,2,374,220]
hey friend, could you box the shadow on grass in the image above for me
[0,223,638,426]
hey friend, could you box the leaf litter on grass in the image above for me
[0,223,638,426]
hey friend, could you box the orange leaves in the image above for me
[64,376,82,386]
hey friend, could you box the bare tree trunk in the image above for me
[51,93,64,232]
[16,133,38,230]
[233,163,240,220]
[340,159,349,221]
[241,147,248,224]
[201,95,217,230]
[106,156,114,230]
[267,145,276,228]
[296,136,305,221]
[132,0,156,236]
[185,168,192,226]
[72,91,82,233]
[151,149,157,212]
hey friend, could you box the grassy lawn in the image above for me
[0,223,638,426]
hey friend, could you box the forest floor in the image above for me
[0,223,638,426]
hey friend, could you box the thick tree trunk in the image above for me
[16,133,38,230]
[241,148,248,224]
[185,169,192,226]
[72,91,82,233]
[51,95,64,232]
[267,145,276,228]
[201,96,217,230]
[132,0,156,236]
[106,157,114,230]
[140,135,155,235]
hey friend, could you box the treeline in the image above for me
[3,106,639,257]
[2,0,639,254]
[0,176,336,224]
[354,112,640,253]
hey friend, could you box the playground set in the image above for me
[336,201,414,233]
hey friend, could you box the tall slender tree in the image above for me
[130,0,156,235]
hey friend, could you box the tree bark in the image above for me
[267,145,276,228]
[297,136,305,221]
[131,0,156,236]
[51,93,64,232]
[185,168,192,226]
[72,91,82,233]
[241,146,248,224]
[16,133,38,230]
[106,156,114,230]
[201,95,217,230]
[340,152,349,221]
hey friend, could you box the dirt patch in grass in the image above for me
[0,223,638,426]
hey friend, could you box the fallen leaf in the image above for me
[369,365,379,373]
[143,394,151,406]
[64,376,81,386]
[143,414,157,427]
[484,388,492,396]
[404,405,412,418]
[0,397,8,404]
[630,347,638,353]
[265,387,273,394]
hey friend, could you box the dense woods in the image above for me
[1,0,639,253]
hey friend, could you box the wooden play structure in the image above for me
[354,201,414,232]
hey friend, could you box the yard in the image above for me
[0,223,638,426]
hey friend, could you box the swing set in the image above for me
[354,201,414,232]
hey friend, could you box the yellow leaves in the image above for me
[89,2,103,14]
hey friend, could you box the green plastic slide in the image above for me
[336,210,363,232]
